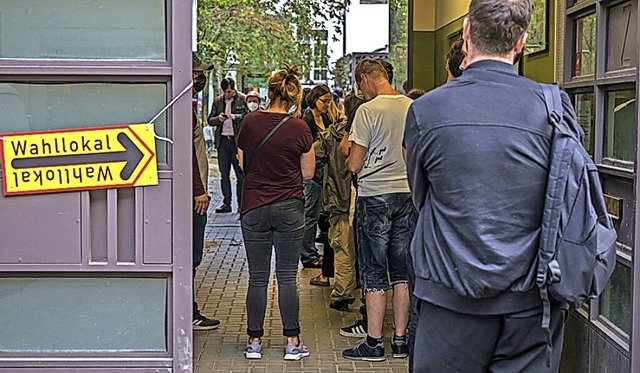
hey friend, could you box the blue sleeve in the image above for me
[404,105,429,210]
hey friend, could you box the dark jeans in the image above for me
[241,198,304,337]
[413,300,568,373]
[318,215,334,278]
[301,179,322,264]
[356,193,413,291]
[193,210,207,318]
[407,210,418,372]
[218,136,243,207]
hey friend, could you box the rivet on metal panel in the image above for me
[18,258,22,263]
[167,220,171,224]
[145,220,150,224]
[178,173,183,177]
[76,219,80,223]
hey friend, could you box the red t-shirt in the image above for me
[237,111,313,216]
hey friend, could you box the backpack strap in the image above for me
[539,83,578,367]
[245,115,291,172]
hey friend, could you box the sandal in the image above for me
[309,274,330,287]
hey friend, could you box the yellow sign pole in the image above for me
[1,124,158,196]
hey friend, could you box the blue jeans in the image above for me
[241,198,304,337]
[301,179,322,264]
[356,193,413,291]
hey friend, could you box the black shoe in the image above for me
[342,339,385,362]
[339,319,367,338]
[329,299,353,312]
[391,336,408,358]
[215,204,232,213]
[302,258,323,268]
[193,314,220,330]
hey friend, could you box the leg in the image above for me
[230,141,244,208]
[300,179,321,265]
[413,300,499,373]
[192,209,207,318]
[241,205,273,338]
[329,213,357,301]
[388,193,414,338]
[218,138,233,207]
[270,199,305,337]
[489,304,568,373]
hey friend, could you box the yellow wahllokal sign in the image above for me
[1,124,158,196]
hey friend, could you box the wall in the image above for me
[409,0,556,91]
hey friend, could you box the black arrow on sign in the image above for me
[11,133,144,180]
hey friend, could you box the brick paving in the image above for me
[193,156,409,372]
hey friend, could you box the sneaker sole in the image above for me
[393,352,408,358]
[192,325,219,331]
[244,352,262,359]
[342,355,386,362]
[284,351,310,361]
[339,330,367,338]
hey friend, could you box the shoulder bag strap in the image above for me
[245,115,291,172]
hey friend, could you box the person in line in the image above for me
[342,58,414,362]
[300,85,338,269]
[338,59,394,340]
[246,90,262,112]
[191,56,220,330]
[313,92,361,311]
[404,0,569,371]
[237,65,315,361]
[207,78,248,213]
[446,39,467,82]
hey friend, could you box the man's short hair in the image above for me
[377,59,394,84]
[220,78,235,91]
[447,40,466,78]
[468,0,533,56]
[355,58,390,84]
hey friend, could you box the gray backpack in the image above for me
[538,83,617,361]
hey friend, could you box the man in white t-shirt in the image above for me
[342,58,415,362]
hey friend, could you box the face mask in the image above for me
[353,82,364,100]
[193,74,206,93]
[247,102,259,112]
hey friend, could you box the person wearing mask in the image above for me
[237,65,315,361]
[191,55,220,330]
[207,78,248,214]
[246,91,262,112]
[299,85,337,270]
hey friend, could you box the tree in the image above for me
[196,0,350,80]
[389,0,407,91]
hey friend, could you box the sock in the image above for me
[366,335,382,347]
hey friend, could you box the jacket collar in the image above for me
[463,59,517,77]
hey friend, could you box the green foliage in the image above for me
[389,0,408,90]
[332,54,352,89]
[197,0,349,78]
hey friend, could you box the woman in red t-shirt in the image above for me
[236,65,315,361]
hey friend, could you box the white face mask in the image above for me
[353,82,365,100]
[247,102,259,112]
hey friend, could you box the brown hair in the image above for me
[468,0,533,56]
[306,85,332,109]
[267,64,303,116]
[354,58,389,84]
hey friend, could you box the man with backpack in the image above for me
[404,0,580,371]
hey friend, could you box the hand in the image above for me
[227,113,236,120]
[218,113,227,122]
[194,194,210,215]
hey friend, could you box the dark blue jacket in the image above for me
[404,60,572,315]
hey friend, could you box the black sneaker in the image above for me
[342,339,385,362]
[215,204,232,213]
[391,336,408,358]
[339,319,367,338]
[192,314,220,330]
[330,298,354,312]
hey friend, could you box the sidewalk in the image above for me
[193,157,409,372]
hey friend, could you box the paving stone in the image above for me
[193,168,408,372]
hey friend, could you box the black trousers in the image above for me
[413,300,567,373]
[192,210,207,318]
[217,136,243,207]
